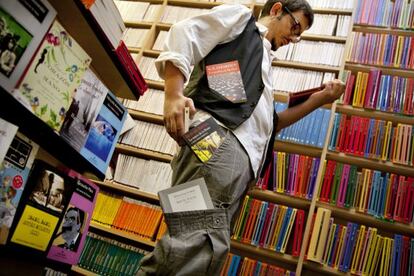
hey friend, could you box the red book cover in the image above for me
[404,178,414,224]
[321,160,335,203]
[358,118,370,156]
[259,203,275,247]
[393,177,406,222]
[320,161,331,202]
[343,74,356,105]
[386,175,399,219]
[287,85,325,107]
[292,209,305,257]
[343,118,353,153]
[295,156,305,197]
[301,156,312,197]
[242,199,259,243]
[350,117,360,154]
[336,115,348,152]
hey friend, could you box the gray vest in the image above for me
[184,15,264,130]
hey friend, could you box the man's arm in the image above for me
[276,79,345,132]
[163,61,196,143]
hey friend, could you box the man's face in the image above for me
[62,209,80,242]
[265,4,309,51]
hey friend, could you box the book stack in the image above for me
[257,151,321,200]
[152,31,169,51]
[232,196,305,255]
[123,28,150,50]
[159,6,210,24]
[304,14,351,37]
[92,191,163,241]
[137,56,164,82]
[221,254,296,275]
[306,0,354,10]
[307,208,414,275]
[115,1,162,23]
[320,160,414,225]
[275,103,331,148]
[122,88,165,116]
[114,154,172,194]
[329,113,414,165]
[78,232,148,275]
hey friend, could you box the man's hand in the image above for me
[164,94,196,145]
[311,79,345,105]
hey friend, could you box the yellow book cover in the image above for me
[362,233,378,276]
[333,225,347,269]
[276,152,284,193]
[280,208,297,253]
[352,72,363,107]
[11,205,59,251]
[381,121,392,161]
[307,208,331,263]
[356,227,371,274]
[323,222,336,265]
[358,72,369,107]
[350,225,366,274]
[233,196,250,240]
[394,36,404,67]
[360,228,377,274]
[385,238,394,275]
[358,169,370,212]
[270,206,286,250]
[370,235,384,276]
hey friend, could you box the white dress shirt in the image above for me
[155,4,274,177]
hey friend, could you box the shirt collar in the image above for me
[255,22,272,52]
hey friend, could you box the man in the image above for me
[138,0,344,274]
[56,207,84,251]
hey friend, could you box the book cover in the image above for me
[47,171,99,264]
[14,20,91,131]
[158,177,214,214]
[205,60,247,103]
[80,90,127,174]
[0,132,38,244]
[182,117,226,163]
[10,160,77,251]
[0,117,18,163]
[59,69,108,152]
[287,85,325,108]
[0,0,56,92]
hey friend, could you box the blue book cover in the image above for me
[390,234,401,276]
[328,113,340,150]
[251,201,267,246]
[379,173,389,219]
[317,109,331,148]
[80,91,127,175]
[364,119,375,158]
[308,158,320,199]
[367,171,378,216]
[344,223,358,272]
[328,224,340,266]
[276,207,292,252]
[409,239,414,276]
[229,255,241,276]
[377,76,387,111]
[310,109,324,147]
[339,222,352,272]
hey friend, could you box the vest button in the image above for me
[242,114,249,119]
[250,102,256,107]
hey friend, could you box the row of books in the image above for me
[303,0,354,9]
[274,40,345,67]
[114,1,161,23]
[275,103,331,148]
[341,69,414,115]
[307,208,413,275]
[123,28,150,49]
[113,154,172,195]
[136,56,164,82]
[329,113,414,166]
[221,254,295,276]
[303,14,351,37]
[78,232,148,276]
[257,151,321,200]
[92,191,163,240]
[346,32,414,69]
[122,88,164,116]
[354,0,414,29]
[320,160,414,225]
[232,196,305,256]
[120,119,177,156]
[272,67,335,93]
[160,5,210,25]
[152,30,169,52]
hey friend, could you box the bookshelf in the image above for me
[72,0,413,275]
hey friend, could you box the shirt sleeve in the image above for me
[154,4,252,82]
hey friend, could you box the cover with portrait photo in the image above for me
[80,91,127,175]
[9,160,76,252]
[47,170,98,264]
[0,0,56,92]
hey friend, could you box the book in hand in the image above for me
[158,178,214,213]
[288,85,325,108]
[182,117,226,163]
[206,60,247,103]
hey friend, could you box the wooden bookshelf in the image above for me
[353,25,414,36]
[71,265,99,276]
[336,104,414,125]
[301,33,347,43]
[248,188,311,210]
[273,140,323,157]
[116,143,173,163]
[146,80,165,90]
[89,221,157,247]
[128,109,164,125]
[302,261,348,276]
[345,62,414,78]
[273,60,341,73]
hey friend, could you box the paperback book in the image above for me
[182,117,226,163]
[206,60,247,103]
[158,177,214,213]
[14,20,91,131]
[0,0,57,92]
[0,132,39,245]
[288,85,325,107]
[47,170,99,265]
[0,117,18,163]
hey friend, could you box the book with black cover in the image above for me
[288,85,325,107]
[182,117,226,163]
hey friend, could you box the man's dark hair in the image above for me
[66,207,85,228]
[260,0,314,28]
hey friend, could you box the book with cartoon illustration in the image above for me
[182,117,226,163]
[206,60,247,103]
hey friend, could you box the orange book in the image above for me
[270,206,286,250]
[242,199,260,243]
[112,200,127,228]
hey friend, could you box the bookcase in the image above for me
[70,0,413,275]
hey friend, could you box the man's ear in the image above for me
[270,2,283,16]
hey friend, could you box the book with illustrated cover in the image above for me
[288,85,325,108]
[158,177,214,213]
[182,117,226,163]
[0,118,18,164]
[0,132,38,245]
[0,0,56,93]
[14,20,91,131]
[47,170,99,264]
[206,60,247,103]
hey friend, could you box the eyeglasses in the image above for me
[283,6,302,42]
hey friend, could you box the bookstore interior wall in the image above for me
[0,0,413,275]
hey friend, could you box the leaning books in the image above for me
[182,117,226,163]
[0,0,57,92]
[14,20,91,131]
[158,177,214,213]
[0,132,38,244]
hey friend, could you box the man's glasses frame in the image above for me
[283,6,302,42]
